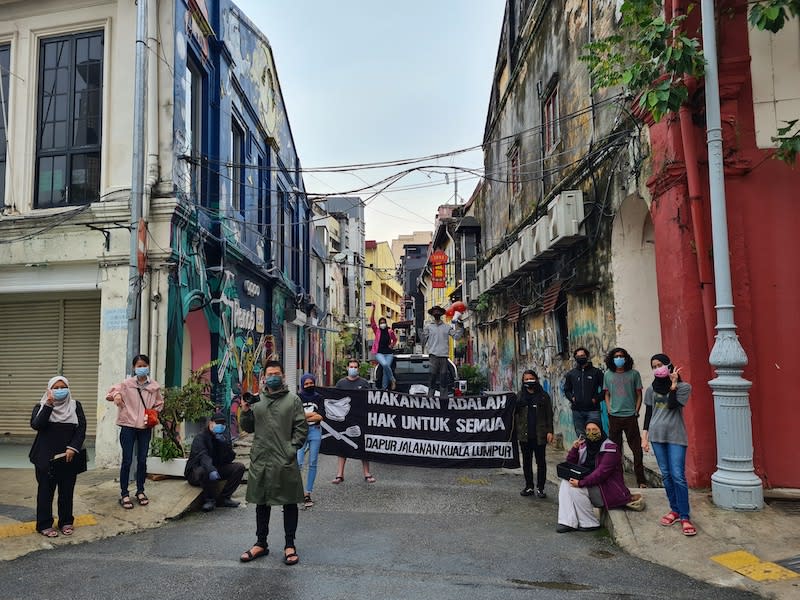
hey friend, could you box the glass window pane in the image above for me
[37,155,67,208]
[76,38,88,64]
[54,121,67,148]
[89,35,102,61]
[40,123,54,149]
[69,152,100,204]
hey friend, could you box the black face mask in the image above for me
[303,385,316,393]
[575,356,588,366]
[523,381,540,390]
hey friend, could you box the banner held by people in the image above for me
[318,388,515,468]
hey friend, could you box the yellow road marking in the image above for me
[711,550,761,570]
[0,514,97,538]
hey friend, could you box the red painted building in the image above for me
[647,2,799,489]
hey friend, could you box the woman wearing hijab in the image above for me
[642,353,696,536]
[106,354,164,509]
[514,370,554,498]
[556,419,632,533]
[296,373,324,508]
[29,376,87,537]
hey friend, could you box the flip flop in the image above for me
[659,511,679,526]
[283,548,299,566]
[40,527,59,538]
[331,476,344,484]
[240,546,269,562]
[119,496,134,510]
[60,524,74,536]
[681,519,697,536]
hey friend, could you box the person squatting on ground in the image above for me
[239,360,308,565]
[106,354,164,509]
[642,353,696,536]
[420,305,463,395]
[563,347,604,439]
[370,304,397,390]
[29,376,87,537]
[185,411,245,512]
[557,420,632,533]
[603,347,647,487]
[296,373,324,507]
[332,359,375,484]
[515,370,554,499]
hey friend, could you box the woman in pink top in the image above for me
[370,305,397,390]
[106,354,164,509]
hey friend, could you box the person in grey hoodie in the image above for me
[420,305,463,395]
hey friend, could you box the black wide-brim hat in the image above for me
[428,305,446,316]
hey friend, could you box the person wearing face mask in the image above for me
[556,420,632,533]
[642,353,696,536]
[185,411,246,512]
[296,373,324,507]
[239,360,307,565]
[563,347,604,439]
[370,304,398,390]
[30,376,87,537]
[420,305,464,395]
[602,347,647,488]
[332,359,375,484]
[514,370,554,498]
[106,354,164,509]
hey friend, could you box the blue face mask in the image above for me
[265,375,283,389]
[135,366,150,378]
[348,368,359,378]
[212,423,225,434]
[613,357,626,368]
[52,388,70,402]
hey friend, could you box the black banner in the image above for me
[317,388,516,468]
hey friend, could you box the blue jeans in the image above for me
[572,409,601,439]
[120,426,152,497]
[375,353,394,389]
[297,425,322,493]
[651,442,690,519]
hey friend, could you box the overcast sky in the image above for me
[233,1,506,250]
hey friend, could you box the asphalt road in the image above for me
[0,454,761,600]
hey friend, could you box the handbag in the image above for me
[556,461,592,480]
[49,448,88,478]
[137,388,159,429]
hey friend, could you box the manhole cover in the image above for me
[775,555,800,575]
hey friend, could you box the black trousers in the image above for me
[187,462,245,501]
[519,441,547,491]
[255,503,298,549]
[428,355,450,392]
[35,466,76,531]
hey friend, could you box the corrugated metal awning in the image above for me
[507,302,522,323]
[542,281,562,314]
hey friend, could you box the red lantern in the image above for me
[450,301,467,314]
[430,249,448,289]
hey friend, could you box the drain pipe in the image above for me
[673,0,716,352]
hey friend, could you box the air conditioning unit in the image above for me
[533,214,555,259]
[489,255,501,289]
[496,249,512,284]
[547,190,585,248]
[477,266,488,293]
[518,225,536,269]
[507,239,521,275]
[469,279,480,301]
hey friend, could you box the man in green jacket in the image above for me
[238,360,308,566]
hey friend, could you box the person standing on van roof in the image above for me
[420,305,463,395]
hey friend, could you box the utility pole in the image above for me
[126,0,149,372]
[701,0,763,510]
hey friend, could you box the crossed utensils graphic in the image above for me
[321,396,361,449]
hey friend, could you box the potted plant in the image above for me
[147,361,216,476]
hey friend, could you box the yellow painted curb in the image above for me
[0,514,97,539]
[712,550,799,582]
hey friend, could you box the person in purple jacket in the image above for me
[556,419,632,532]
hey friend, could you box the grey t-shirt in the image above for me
[603,369,643,417]
[644,382,691,445]
[335,377,370,390]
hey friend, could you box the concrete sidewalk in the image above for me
[1,446,798,599]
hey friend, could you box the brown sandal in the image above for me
[119,496,134,510]
[240,545,269,562]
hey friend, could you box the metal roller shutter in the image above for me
[284,323,298,391]
[61,298,101,436]
[0,301,60,436]
[0,296,100,437]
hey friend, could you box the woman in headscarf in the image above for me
[642,353,695,536]
[514,370,554,498]
[296,373,324,508]
[29,376,87,537]
[556,419,632,533]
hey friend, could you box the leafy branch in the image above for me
[580,0,704,122]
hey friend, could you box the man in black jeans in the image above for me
[563,347,604,439]
[185,412,245,512]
